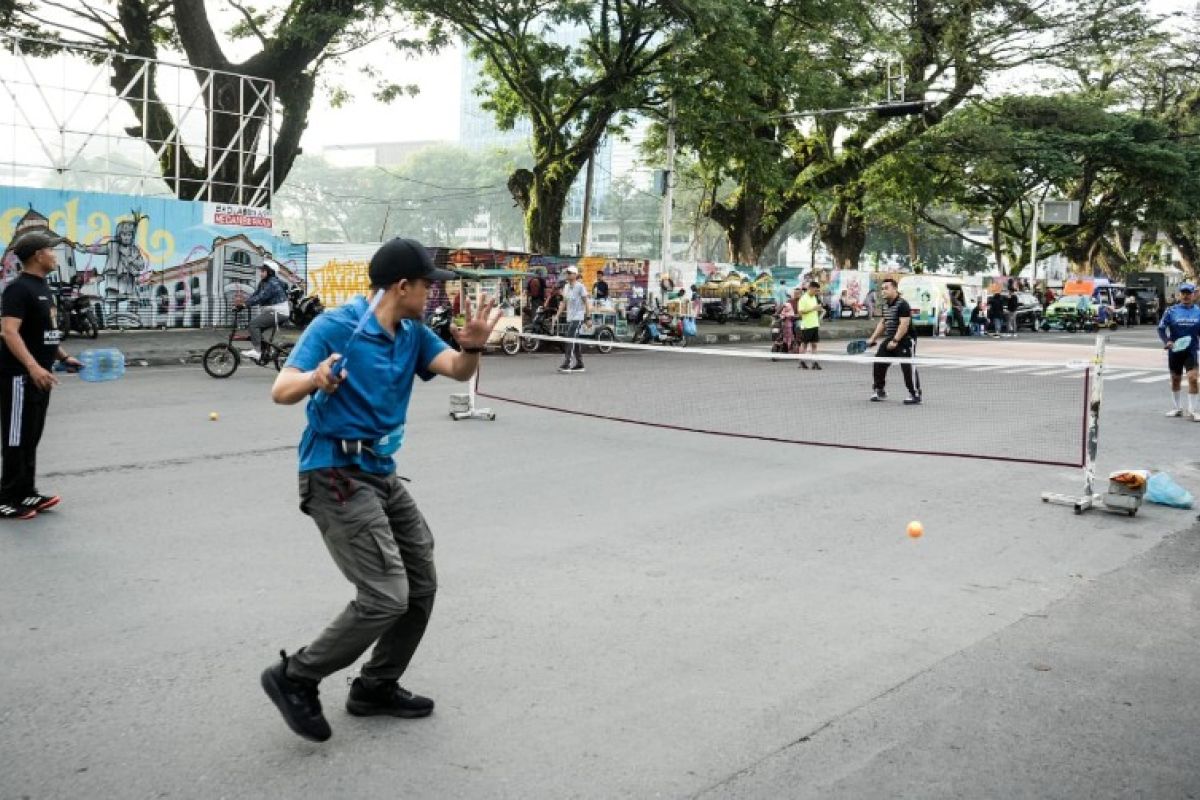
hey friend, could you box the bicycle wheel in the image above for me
[501,328,521,355]
[273,343,294,371]
[82,316,99,339]
[521,326,541,353]
[203,344,239,378]
[595,327,615,354]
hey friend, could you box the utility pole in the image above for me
[658,98,676,303]
[579,153,595,256]
[1028,201,1040,282]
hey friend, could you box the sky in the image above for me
[300,39,464,152]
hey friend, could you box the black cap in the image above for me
[369,238,457,287]
[11,230,65,262]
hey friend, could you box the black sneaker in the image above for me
[346,678,434,718]
[0,503,36,520]
[569,365,586,373]
[799,361,809,370]
[811,362,823,370]
[261,650,331,742]
[21,494,59,513]
[903,394,922,405]
[870,391,886,402]
[558,366,571,373]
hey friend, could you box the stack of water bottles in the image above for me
[78,348,125,382]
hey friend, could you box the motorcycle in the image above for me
[631,304,688,347]
[425,305,461,351]
[54,283,99,339]
[736,295,777,321]
[287,285,324,328]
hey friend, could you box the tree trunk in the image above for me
[990,212,1007,274]
[708,188,800,265]
[1168,225,1197,277]
[818,186,867,269]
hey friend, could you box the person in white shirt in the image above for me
[558,267,591,373]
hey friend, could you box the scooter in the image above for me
[425,305,461,351]
[632,305,688,347]
[55,284,99,339]
[287,285,324,328]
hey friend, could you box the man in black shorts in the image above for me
[0,231,84,520]
[866,277,921,405]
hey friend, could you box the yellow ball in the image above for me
[907,520,924,538]
[209,412,219,421]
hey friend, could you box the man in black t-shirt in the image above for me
[0,231,83,520]
[866,277,921,405]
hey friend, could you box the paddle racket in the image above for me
[1170,335,1193,353]
[846,338,869,355]
[313,289,384,406]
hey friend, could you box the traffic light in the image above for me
[874,101,928,118]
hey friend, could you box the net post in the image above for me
[1041,333,1105,513]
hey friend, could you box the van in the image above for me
[897,275,977,336]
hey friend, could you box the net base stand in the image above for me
[1041,492,1099,515]
[449,381,496,422]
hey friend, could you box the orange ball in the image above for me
[907,520,924,538]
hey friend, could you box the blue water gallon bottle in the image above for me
[79,348,126,382]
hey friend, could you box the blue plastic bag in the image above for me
[1146,472,1194,509]
[682,317,697,337]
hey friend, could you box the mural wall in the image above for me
[0,185,305,328]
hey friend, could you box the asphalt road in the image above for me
[1,330,1198,799]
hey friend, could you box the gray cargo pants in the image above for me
[286,467,437,687]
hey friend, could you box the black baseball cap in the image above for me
[369,238,457,287]
[10,230,65,262]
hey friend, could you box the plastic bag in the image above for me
[1145,472,1194,509]
[682,317,697,337]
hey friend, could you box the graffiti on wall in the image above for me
[0,185,305,328]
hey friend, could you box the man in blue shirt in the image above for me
[260,237,500,742]
[1157,282,1200,419]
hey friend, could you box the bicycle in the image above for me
[203,307,294,378]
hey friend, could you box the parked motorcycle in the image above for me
[54,283,99,340]
[735,295,777,321]
[631,304,688,347]
[425,305,461,351]
[287,285,324,328]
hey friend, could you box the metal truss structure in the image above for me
[0,33,276,208]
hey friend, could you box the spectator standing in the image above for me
[796,281,823,370]
[969,298,987,335]
[1005,290,1019,338]
[987,291,1005,337]
[593,272,609,304]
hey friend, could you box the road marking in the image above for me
[967,364,1008,371]
[1102,371,1151,382]
[1134,374,1170,383]
[1030,368,1074,376]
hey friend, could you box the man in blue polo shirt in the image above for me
[1158,282,1200,420]
[260,238,500,743]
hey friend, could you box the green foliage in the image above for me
[275,145,530,248]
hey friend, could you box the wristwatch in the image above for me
[462,346,484,354]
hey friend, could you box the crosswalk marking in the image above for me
[1134,374,1170,383]
[1030,368,1073,376]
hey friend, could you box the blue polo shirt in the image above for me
[285,296,448,474]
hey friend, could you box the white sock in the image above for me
[1190,393,1197,413]
[1172,391,1181,409]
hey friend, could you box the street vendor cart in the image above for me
[448,267,526,355]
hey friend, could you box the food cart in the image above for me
[447,267,526,355]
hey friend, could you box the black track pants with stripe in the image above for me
[0,374,49,503]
